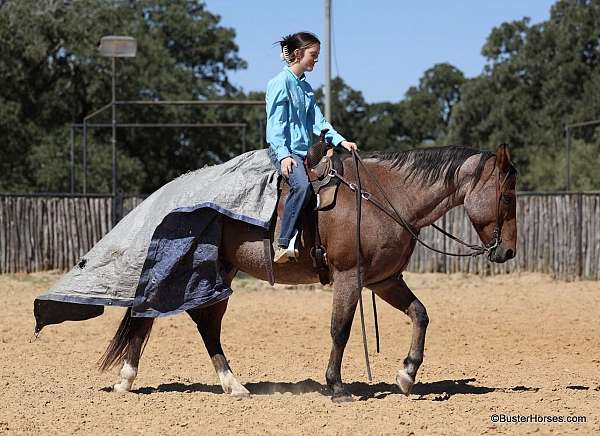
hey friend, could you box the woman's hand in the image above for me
[280,157,297,178]
[340,141,358,152]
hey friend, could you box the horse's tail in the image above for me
[98,308,153,372]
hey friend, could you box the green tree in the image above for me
[313,71,467,152]
[419,63,466,128]
[0,0,248,193]
[449,1,600,190]
[393,63,465,147]
[398,86,443,146]
[27,127,145,193]
[359,102,405,151]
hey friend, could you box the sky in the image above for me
[205,0,557,103]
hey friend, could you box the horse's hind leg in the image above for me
[113,317,154,392]
[369,275,429,395]
[325,270,360,402]
[187,299,250,398]
[99,308,154,393]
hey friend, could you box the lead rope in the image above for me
[372,291,380,353]
[353,150,373,381]
[345,149,502,382]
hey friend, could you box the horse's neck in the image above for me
[404,179,465,229]
[373,163,470,230]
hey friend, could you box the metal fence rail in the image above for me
[1,193,598,280]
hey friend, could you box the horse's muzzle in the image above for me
[488,245,515,263]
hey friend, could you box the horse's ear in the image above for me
[495,143,511,173]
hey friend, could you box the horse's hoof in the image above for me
[112,383,130,393]
[231,388,251,399]
[396,369,414,396]
[332,393,354,403]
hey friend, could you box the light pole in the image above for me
[97,36,137,225]
[324,0,332,121]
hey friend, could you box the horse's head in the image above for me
[464,144,517,263]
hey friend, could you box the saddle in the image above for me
[304,130,348,284]
[304,129,345,211]
[263,130,347,287]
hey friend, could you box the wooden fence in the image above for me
[1,193,599,280]
[0,194,143,274]
[407,193,600,280]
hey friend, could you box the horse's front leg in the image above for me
[369,274,429,395]
[325,271,360,402]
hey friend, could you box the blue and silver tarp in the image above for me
[34,149,278,331]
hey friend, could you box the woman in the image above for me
[266,31,358,263]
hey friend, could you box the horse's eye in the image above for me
[501,194,512,205]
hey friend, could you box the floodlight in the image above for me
[98,36,137,58]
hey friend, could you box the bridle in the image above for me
[332,150,512,258]
[331,149,512,381]
[487,163,513,254]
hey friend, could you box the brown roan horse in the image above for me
[100,144,517,403]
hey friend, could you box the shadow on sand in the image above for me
[121,377,539,401]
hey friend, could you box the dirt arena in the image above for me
[1,272,599,435]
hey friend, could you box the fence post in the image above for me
[442,214,447,273]
[576,193,583,278]
[112,191,124,227]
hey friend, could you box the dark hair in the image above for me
[277,32,320,64]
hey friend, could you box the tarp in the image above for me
[34,149,278,331]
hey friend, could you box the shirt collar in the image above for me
[284,66,306,82]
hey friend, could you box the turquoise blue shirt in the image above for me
[266,66,346,162]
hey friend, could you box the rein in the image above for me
[339,149,508,380]
[336,151,509,258]
[351,151,373,381]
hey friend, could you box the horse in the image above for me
[99,144,517,403]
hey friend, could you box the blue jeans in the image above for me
[268,148,312,247]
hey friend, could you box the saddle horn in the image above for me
[305,129,330,169]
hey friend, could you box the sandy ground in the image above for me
[0,271,599,435]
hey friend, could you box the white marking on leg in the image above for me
[113,361,137,393]
[211,356,250,398]
[396,368,414,396]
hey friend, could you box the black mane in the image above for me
[366,145,495,188]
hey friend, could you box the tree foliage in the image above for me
[2,0,599,193]
[0,0,249,193]
[323,0,600,191]
[449,0,600,190]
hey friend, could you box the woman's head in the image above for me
[278,32,320,72]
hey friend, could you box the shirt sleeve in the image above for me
[266,78,292,162]
[312,100,346,146]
